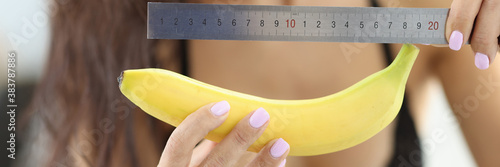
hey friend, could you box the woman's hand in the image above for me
[446,0,500,70]
[157,101,289,167]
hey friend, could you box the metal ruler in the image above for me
[147,3,450,44]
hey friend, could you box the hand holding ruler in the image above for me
[147,2,453,44]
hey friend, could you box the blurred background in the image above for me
[0,0,475,166]
[0,0,50,166]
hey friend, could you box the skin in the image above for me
[158,102,289,167]
[445,0,499,64]
[157,0,500,166]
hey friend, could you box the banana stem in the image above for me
[117,71,124,88]
[386,44,419,81]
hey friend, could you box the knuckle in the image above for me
[165,135,185,155]
[181,113,199,127]
[251,156,275,167]
[256,159,272,167]
[182,113,212,132]
[484,0,499,8]
[214,155,227,166]
[188,106,223,127]
[449,12,475,25]
[472,33,493,47]
[204,153,227,167]
[256,161,267,167]
[187,111,205,123]
[232,128,252,147]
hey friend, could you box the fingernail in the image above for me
[279,159,287,167]
[249,107,270,128]
[270,138,289,158]
[475,53,490,70]
[210,101,230,116]
[449,30,463,51]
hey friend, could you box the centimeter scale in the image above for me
[147,3,452,44]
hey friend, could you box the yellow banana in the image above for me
[119,44,419,156]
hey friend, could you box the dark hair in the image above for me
[23,0,179,166]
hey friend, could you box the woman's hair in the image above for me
[22,0,180,166]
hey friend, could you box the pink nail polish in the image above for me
[249,107,270,128]
[475,53,490,70]
[210,101,230,116]
[270,138,290,158]
[449,30,463,51]
[279,159,287,167]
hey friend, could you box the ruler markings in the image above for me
[148,3,450,44]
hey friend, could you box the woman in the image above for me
[21,0,499,166]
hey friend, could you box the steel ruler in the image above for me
[147,3,450,44]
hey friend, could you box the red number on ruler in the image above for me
[428,21,439,30]
[286,19,296,28]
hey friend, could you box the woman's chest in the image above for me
[188,41,387,99]
[185,0,388,98]
[185,1,397,166]
[187,40,396,167]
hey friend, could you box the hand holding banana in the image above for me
[157,102,289,167]
[119,44,419,157]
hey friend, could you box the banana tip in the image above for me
[117,71,124,88]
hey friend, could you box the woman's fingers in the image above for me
[190,139,218,167]
[446,0,500,70]
[158,104,287,167]
[470,0,500,70]
[200,108,270,166]
[446,0,483,51]
[246,138,290,167]
[158,101,230,167]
